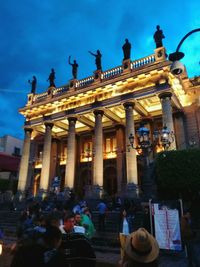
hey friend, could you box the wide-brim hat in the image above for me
[125,228,159,263]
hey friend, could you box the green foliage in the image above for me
[155,149,200,199]
[0,179,18,193]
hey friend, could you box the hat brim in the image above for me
[125,232,159,263]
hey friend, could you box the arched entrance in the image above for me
[104,166,117,196]
[33,174,40,196]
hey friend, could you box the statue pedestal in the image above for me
[69,79,77,91]
[154,47,167,62]
[122,59,131,73]
[47,86,55,98]
[93,70,102,83]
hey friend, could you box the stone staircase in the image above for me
[0,211,20,245]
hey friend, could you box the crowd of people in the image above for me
[0,193,199,267]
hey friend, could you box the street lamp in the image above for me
[129,125,174,152]
[169,28,200,75]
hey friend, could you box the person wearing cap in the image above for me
[120,228,159,267]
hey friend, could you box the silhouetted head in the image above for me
[97,49,100,54]
[156,25,160,30]
[33,76,36,80]
[51,68,55,72]
[74,60,76,63]
[125,38,128,42]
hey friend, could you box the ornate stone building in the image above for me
[18,46,200,198]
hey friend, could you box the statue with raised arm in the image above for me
[122,38,131,60]
[28,75,37,94]
[68,56,78,79]
[47,68,56,87]
[153,25,165,48]
[88,49,102,71]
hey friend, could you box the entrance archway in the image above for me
[33,174,40,196]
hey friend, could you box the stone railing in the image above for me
[131,55,155,69]
[53,86,69,96]
[33,92,48,103]
[75,76,95,88]
[101,65,123,80]
[29,53,156,105]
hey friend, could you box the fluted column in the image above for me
[17,127,33,193]
[40,122,53,193]
[124,102,138,197]
[65,117,77,188]
[93,110,104,187]
[159,92,176,150]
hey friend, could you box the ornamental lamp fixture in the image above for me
[160,125,175,150]
[136,125,151,149]
[129,133,134,149]
[169,28,200,75]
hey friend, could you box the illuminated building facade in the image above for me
[18,46,200,198]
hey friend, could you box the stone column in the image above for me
[159,92,176,150]
[40,122,53,195]
[173,111,186,149]
[116,125,125,194]
[93,110,104,197]
[17,127,33,195]
[124,102,138,197]
[65,117,77,189]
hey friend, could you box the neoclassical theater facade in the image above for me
[18,46,200,198]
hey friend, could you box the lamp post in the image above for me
[169,28,200,75]
[128,124,175,198]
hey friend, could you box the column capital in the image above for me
[115,124,125,131]
[24,127,33,133]
[44,122,54,129]
[68,117,77,123]
[123,102,135,109]
[158,92,172,100]
[93,110,104,116]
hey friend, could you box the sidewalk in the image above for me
[96,250,189,267]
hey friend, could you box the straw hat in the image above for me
[125,228,159,263]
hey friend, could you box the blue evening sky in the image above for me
[0,0,199,140]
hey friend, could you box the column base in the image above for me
[124,183,140,199]
[36,189,48,201]
[85,185,104,199]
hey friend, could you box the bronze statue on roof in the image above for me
[154,25,165,48]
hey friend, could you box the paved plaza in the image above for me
[0,245,190,267]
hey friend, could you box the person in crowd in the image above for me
[74,213,86,234]
[60,212,96,267]
[120,228,159,267]
[72,202,82,214]
[81,208,95,239]
[60,211,75,234]
[181,210,199,267]
[119,208,134,260]
[42,226,67,267]
[142,206,151,234]
[97,200,108,231]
